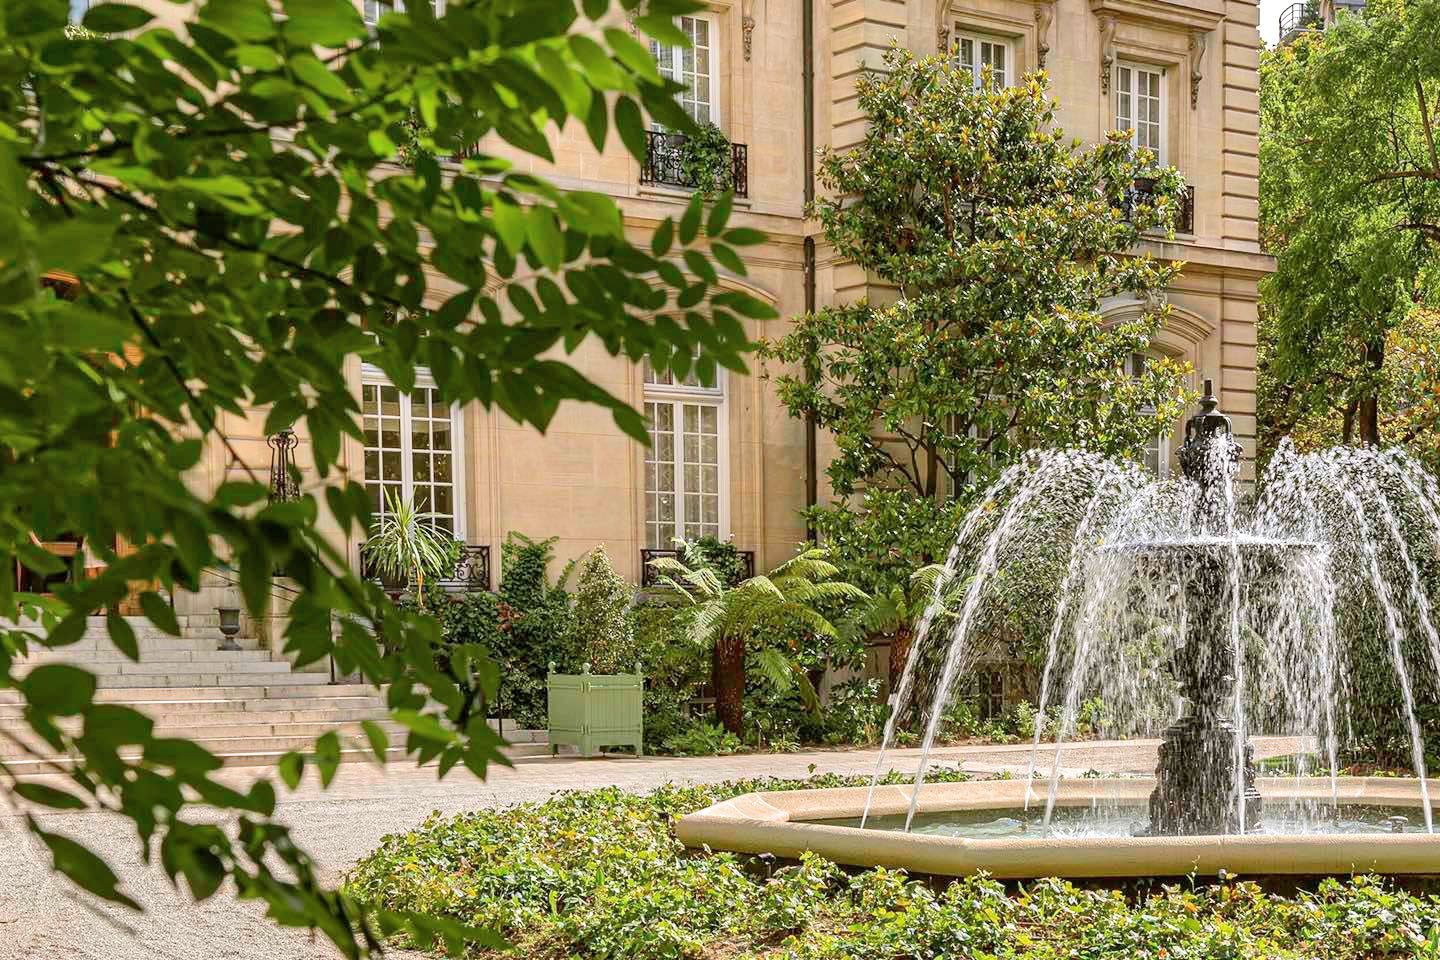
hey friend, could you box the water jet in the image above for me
[678,385,1440,877]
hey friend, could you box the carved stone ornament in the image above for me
[1099,16,1118,95]
[742,0,755,61]
[1189,31,1209,109]
[1034,1,1055,69]
[936,0,951,53]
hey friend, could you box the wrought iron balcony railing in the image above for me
[1278,2,1321,41]
[362,542,492,594]
[640,130,749,198]
[1125,177,1196,236]
[640,548,755,588]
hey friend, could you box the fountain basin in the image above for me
[675,778,1440,879]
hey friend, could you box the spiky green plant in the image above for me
[361,490,457,603]
[650,546,868,735]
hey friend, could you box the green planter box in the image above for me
[546,663,644,758]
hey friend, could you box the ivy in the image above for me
[679,121,734,199]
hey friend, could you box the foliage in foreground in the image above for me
[0,0,771,952]
[349,775,1440,959]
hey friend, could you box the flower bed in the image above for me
[347,773,1440,959]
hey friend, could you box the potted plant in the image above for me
[545,547,644,757]
[361,490,459,603]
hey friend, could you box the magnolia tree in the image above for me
[762,48,1191,595]
[0,0,771,953]
[1258,0,1440,460]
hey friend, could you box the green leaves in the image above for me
[21,664,96,716]
[14,783,88,810]
[82,3,153,32]
[766,45,1188,600]
[0,0,768,953]
[281,0,366,45]
[37,829,141,911]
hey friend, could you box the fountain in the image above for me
[677,383,1440,878]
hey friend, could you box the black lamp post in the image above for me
[268,428,299,503]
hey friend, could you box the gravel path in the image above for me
[0,736,1300,960]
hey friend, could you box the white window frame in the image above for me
[360,363,467,540]
[364,0,444,27]
[954,30,1011,89]
[1115,61,1167,166]
[642,362,729,549]
[1129,354,1171,478]
[649,13,721,129]
[941,405,1016,501]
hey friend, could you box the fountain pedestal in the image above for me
[1147,381,1263,836]
[1147,554,1263,834]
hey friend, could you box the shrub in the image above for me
[824,677,888,746]
[663,720,742,756]
[349,774,1440,960]
[677,122,733,199]
[634,600,709,750]
[570,546,637,674]
[483,533,577,728]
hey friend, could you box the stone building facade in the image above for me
[171,0,1271,625]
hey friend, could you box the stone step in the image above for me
[18,648,274,666]
[5,615,188,641]
[19,659,295,678]
[0,702,389,725]
[14,635,263,654]
[91,670,315,689]
[0,680,354,706]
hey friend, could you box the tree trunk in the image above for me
[888,625,913,694]
[1359,335,1385,445]
[714,633,746,735]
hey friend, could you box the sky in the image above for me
[1257,0,1288,47]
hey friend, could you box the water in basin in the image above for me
[819,802,1429,840]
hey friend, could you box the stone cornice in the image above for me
[1136,237,1275,279]
[1089,0,1226,33]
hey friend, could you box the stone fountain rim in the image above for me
[675,777,1440,879]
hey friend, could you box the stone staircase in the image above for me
[1,615,408,771]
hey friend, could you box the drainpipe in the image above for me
[802,0,818,542]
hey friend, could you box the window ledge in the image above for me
[637,184,752,209]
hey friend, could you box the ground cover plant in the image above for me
[348,773,1440,959]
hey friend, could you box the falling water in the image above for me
[864,388,1440,838]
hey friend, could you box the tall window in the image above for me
[643,362,725,548]
[1116,62,1165,164]
[1129,354,1170,477]
[650,15,718,126]
[363,0,444,27]
[956,32,1009,89]
[361,367,465,536]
